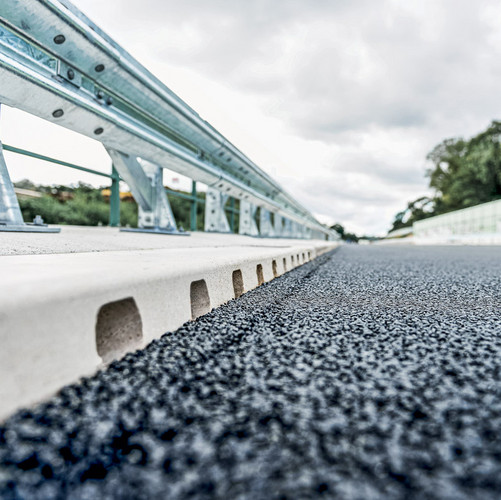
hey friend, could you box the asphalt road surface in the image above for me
[1,245,500,499]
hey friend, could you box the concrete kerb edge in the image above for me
[0,241,339,420]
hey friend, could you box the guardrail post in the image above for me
[107,149,186,235]
[190,180,197,232]
[295,223,304,238]
[274,214,283,237]
[0,132,59,232]
[0,142,23,227]
[282,218,293,238]
[205,187,230,232]
[229,197,236,233]
[239,200,259,236]
[109,165,120,227]
[259,208,275,237]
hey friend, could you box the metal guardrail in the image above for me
[0,0,338,240]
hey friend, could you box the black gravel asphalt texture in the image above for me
[1,245,501,500]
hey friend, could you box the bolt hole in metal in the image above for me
[94,127,104,135]
[272,260,278,278]
[232,270,244,299]
[190,279,211,320]
[95,297,143,364]
[52,109,64,118]
[256,264,264,286]
[283,257,287,271]
[95,64,105,72]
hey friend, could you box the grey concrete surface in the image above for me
[0,226,327,256]
[1,246,500,499]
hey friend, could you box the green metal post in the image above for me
[109,166,120,227]
[229,197,236,233]
[190,180,197,232]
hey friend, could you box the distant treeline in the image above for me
[14,179,205,230]
[391,121,501,232]
[329,223,360,243]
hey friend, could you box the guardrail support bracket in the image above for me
[282,218,293,238]
[273,213,284,237]
[205,187,230,233]
[259,208,275,237]
[107,148,187,235]
[239,200,259,236]
[0,139,60,233]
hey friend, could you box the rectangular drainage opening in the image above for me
[95,297,143,364]
[232,269,244,298]
[190,279,211,319]
[256,264,264,286]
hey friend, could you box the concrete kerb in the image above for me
[0,236,337,420]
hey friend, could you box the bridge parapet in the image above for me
[0,0,338,240]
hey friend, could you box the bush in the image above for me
[16,183,206,229]
[19,191,138,227]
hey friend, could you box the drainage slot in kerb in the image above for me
[232,269,244,299]
[291,255,295,266]
[283,258,287,271]
[190,279,211,320]
[96,297,143,364]
[308,251,311,260]
[256,264,264,285]
[272,260,278,278]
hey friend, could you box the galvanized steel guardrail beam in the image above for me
[0,0,338,240]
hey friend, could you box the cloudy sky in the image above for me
[3,0,501,235]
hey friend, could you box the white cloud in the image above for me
[2,0,500,235]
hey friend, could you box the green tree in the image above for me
[391,120,501,231]
[330,223,345,238]
[330,222,359,243]
[390,196,434,232]
[426,121,501,212]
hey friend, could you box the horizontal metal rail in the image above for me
[3,143,242,231]
[3,144,112,179]
[0,0,337,239]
